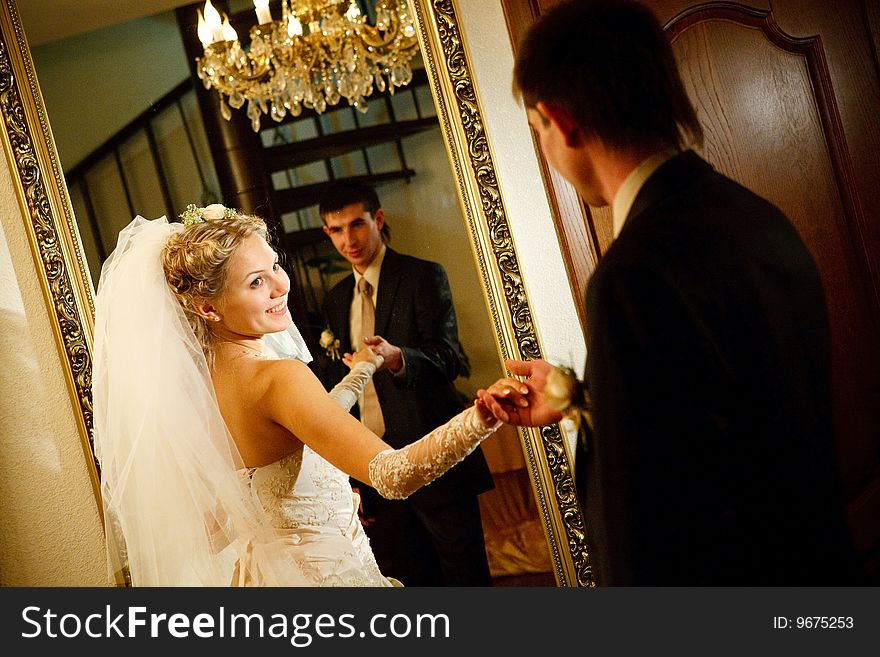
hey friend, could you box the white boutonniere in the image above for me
[544,365,593,430]
[320,328,341,361]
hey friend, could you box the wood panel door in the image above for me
[502,0,880,579]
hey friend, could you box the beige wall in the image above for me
[454,0,586,458]
[0,156,108,586]
[29,12,190,169]
[456,0,587,374]
[31,15,216,288]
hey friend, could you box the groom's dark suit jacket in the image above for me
[583,150,860,585]
[315,248,493,509]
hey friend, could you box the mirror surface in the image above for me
[21,0,559,585]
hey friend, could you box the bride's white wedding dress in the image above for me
[234,351,393,586]
[238,358,494,587]
[248,443,393,586]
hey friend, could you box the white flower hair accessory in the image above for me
[179,203,237,227]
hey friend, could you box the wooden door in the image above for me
[502,0,880,579]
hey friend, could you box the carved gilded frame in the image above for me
[414,0,590,586]
[0,0,98,499]
[0,0,591,586]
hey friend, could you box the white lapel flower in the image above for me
[545,365,593,431]
[320,328,341,361]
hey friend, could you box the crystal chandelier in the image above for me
[196,1,420,131]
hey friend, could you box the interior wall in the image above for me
[0,156,108,587]
[67,89,220,288]
[30,14,219,286]
[455,0,587,374]
[28,12,190,169]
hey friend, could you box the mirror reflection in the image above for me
[25,0,555,586]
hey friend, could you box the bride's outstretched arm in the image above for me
[367,405,499,499]
[327,350,382,411]
[263,359,502,496]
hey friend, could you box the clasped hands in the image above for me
[342,349,566,430]
[474,359,566,428]
[342,335,402,373]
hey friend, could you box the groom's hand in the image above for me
[506,358,553,383]
[343,347,385,371]
[477,359,564,427]
[362,335,403,373]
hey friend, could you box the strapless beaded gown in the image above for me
[247,444,397,587]
[229,360,495,587]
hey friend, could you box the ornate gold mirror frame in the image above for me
[413,0,589,586]
[0,1,98,498]
[0,0,590,586]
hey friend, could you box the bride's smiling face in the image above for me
[215,234,291,338]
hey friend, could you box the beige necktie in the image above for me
[358,277,385,437]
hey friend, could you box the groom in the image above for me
[314,180,494,586]
[483,0,862,585]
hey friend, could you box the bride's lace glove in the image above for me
[328,361,377,412]
[368,406,500,499]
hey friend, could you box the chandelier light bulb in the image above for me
[197,9,213,47]
[221,17,237,41]
[288,15,304,37]
[203,1,223,43]
[253,0,273,25]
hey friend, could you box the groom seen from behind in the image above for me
[479,0,862,586]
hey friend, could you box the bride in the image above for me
[93,204,525,586]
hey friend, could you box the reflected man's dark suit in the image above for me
[583,150,860,585]
[315,247,494,585]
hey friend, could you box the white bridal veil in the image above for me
[93,216,308,586]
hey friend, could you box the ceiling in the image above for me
[17,0,197,46]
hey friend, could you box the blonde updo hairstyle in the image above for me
[162,208,270,364]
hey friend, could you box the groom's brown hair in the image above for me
[319,180,391,243]
[513,0,703,152]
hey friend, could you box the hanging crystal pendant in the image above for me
[219,97,232,121]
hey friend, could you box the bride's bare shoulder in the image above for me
[261,356,312,372]
[263,357,324,385]
[213,353,312,389]
[260,359,343,425]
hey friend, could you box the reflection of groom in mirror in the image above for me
[314,180,494,586]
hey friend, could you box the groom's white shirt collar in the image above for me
[612,148,678,239]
